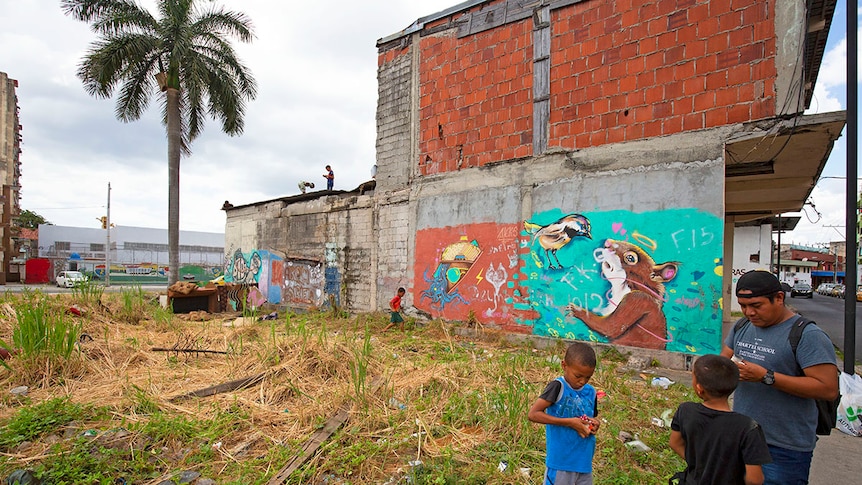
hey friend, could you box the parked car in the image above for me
[790,283,813,298]
[817,283,836,295]
[830,284,845,298]
[56,270,86,288]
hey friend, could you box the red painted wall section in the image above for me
[551,0,776,148]
[417,22,533,175]
[25,258,52,284]
[413,222,533,333]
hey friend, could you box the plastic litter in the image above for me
[10,386,28,397]
[660,408,674,427]
[519,467,531,478]
[650,417,665,428]
[624,434,651,452]
[497,461,508,472]
[388,398,406,410]
[651,377,674,389]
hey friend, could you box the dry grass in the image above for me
[0,289,691,484]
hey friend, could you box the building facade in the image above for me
[0,72,22,283]
[225,0,843,356]
[38,224,224,283]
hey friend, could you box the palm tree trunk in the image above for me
[166,87,181,286]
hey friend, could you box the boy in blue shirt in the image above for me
[529,342,600,485]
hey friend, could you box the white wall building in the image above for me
[38,224,224,275]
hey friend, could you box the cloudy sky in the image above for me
[0,0,856,247]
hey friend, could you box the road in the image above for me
[786,292,861,361]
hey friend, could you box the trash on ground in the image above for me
[650,377,674,389]
[624,434,651,452]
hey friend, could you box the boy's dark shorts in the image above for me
[390,311,404,323]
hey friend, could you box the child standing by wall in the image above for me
[669,354,771,485]
[384,287,406,331]
[528,342,600,485]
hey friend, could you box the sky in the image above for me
[0,0,856,246]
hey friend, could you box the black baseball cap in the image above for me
[736,270,783,298]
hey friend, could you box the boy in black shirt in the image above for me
[669,354,771,485]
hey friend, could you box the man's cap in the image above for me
[736,270,783,298]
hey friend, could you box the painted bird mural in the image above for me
[524,213,592,269]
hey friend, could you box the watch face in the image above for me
[762,370,775,385]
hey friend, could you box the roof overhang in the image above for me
[725,111,846,224]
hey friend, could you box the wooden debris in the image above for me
[266,376,385,485]
[169,371,270,403]
[151,347,228,355]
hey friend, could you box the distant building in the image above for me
[0,72,22,283]
[38,224,224,282]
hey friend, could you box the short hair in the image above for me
[397,287,406,293]
[693,354,739,398]
[564,342,596,368]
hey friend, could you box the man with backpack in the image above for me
[722,270,839,485]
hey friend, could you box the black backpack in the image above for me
[732,316,839,435]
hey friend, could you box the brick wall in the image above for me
[551,0,775,148]
[376,0,777,177]
[417,23,533,174]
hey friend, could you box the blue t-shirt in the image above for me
[541,377,597,473]
[724,316,837,451]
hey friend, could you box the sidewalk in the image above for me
[811,429,861,482]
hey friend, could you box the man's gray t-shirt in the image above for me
[724,315,837,452]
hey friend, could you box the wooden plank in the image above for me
[266,376,385,485]
[169,371,268,403]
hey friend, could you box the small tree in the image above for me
[16,209,50,229]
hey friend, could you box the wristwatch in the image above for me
[761,369,775,385]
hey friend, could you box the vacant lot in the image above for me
[0,286,690,484]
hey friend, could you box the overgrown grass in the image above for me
[0,292,699,484]
[71,279,105,307]
[2,295,82,382]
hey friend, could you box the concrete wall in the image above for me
[729,224,773,312]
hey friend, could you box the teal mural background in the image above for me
[518,208,724,354]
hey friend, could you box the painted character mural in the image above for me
[230,249,262,284]
[565,239,679,350]
[524,213,591,269]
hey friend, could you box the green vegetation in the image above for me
[0,290,695,484]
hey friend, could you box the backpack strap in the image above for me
[788,316,814,375]
[733,317,749,333]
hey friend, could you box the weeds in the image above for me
[348,327,373,404]
[6,297,81,382]
[71,280,105,307]
[118,286,148,323]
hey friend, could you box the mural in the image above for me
[414,209,724,354]
[224,248,327,308]
[413,223,523,329]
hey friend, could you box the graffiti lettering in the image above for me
[284,261,324,306]
[670,227,715,250]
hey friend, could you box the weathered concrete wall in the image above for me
[223,195,380,312]
[375,45,414,192]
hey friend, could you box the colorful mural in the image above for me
[224,249,327,308]
[414,209,724,354]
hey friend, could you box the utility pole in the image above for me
[845,0,858,373]
[106,182,111,287]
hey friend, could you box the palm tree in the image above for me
[62,0,256,285]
